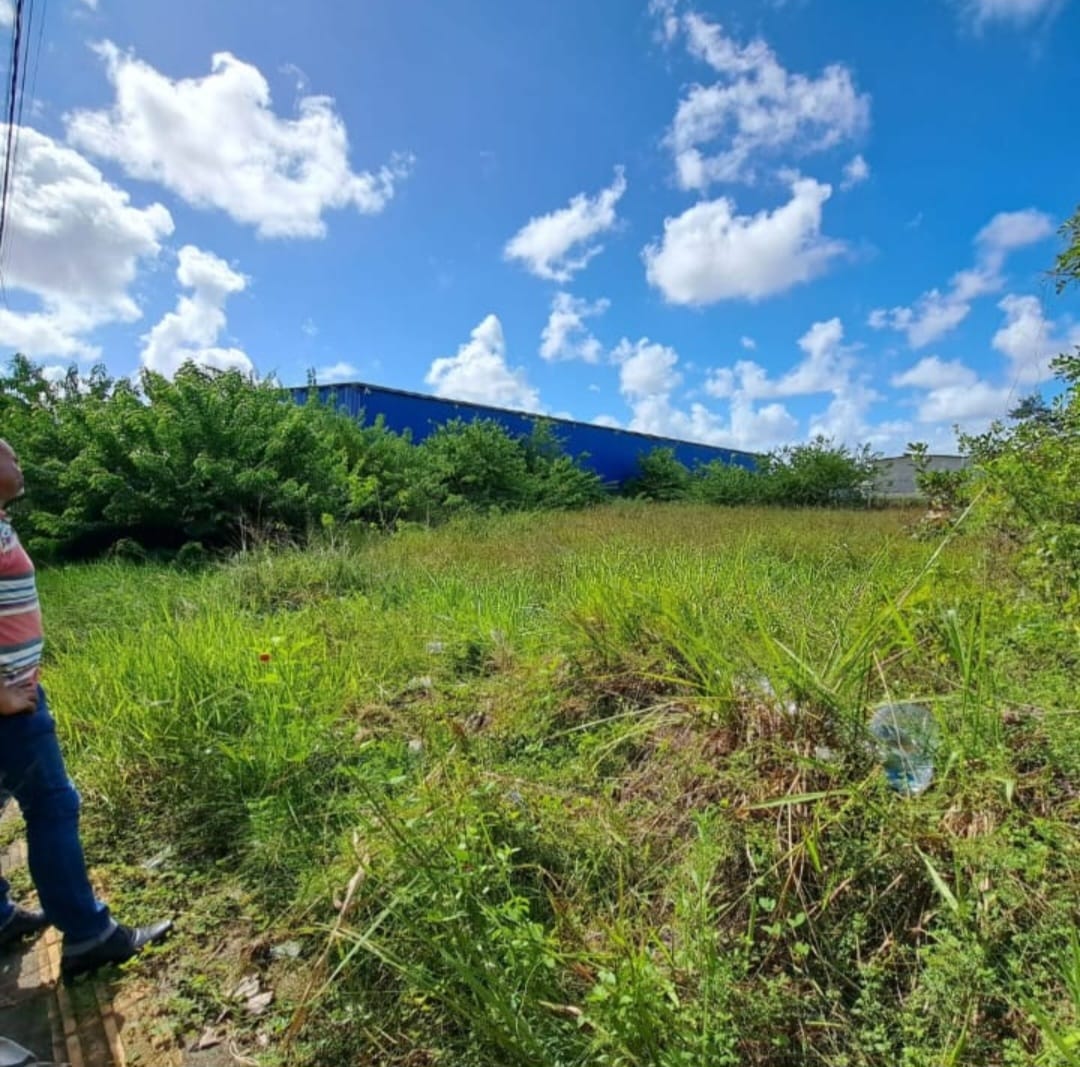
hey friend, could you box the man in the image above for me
[0,439,171,983]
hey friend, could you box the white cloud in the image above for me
[504,168,626,282]
[0,1,13,27]
[66,43,411,239]
[890,355,1012,424]
[140,245,253,377]
[705,317,881,446]
[668,12,870,188]
[79,0,99,9]
[841,154,870,189]
[782,317,850,395]
[313,361,359,383]
[888,298,1076,430]
[425,314,540,410]
[301,318,318,337]
[649,0,680,43]
[610,334,795,451]
[707,317,855,401]
[629,392,798,451]
[0,126,173,360]
[992,293,1080,384]
[808,380,879,443]
[913,380,1013,424]
[963,0,1063,23]
[869,208,1054,348]
[0,308,98,361]
[613,337,683,399]
[38,364,72,383]
[540,292,609,362]
[740,335,756,350]
[592,413,622,429]
[891,355,978,390]
[976,209,1056,255]
[644,177,844,305]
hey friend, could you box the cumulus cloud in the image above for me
[0,2,12,27]
[644,177,845,305]
[314,361,359,383]
[888,294,1078,430]
[709,318,854,400]
[891,355,1012,424]
[140,246,253,377]
[841,154,870,189]
[869,208,1054,348]
[631,392,799,452]
[504,168,626,282]
[0,126,173,360]
[992,294,1080,384]
[740,335,756,350]
[668,12,869,188]
[705,317,881,445]
[808,380,881,443]
[66,43,411,239]
[890,355,977,391]
[425,315,540,410]
[610,335,796,451]
[540,292,609,362]
[613,337,683,399]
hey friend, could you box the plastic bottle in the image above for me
[868,702,937,796]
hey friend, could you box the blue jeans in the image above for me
[0,686,111,943]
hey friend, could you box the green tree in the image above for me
[758,436,879,507]
[961,212,1080,612]
[0,360,410,558]
[623,447,693,501]
[1050,204,1080,293]
[691,459,762,505]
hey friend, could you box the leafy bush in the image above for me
[962,352,1080,612]
[631,438,878,508]
[0,359,385,559]
[0,360,607,560]
[520,421,608,510]
[692,458,763,505]
[960,212,1080,614]
[757,436,879,507]
[624,447,693,501]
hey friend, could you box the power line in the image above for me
[0,0,26,268]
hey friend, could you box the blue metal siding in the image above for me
[290,382,759,485]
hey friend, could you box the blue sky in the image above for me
[1,0,1077,454]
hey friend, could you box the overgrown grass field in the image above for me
[35,504,1080,1065]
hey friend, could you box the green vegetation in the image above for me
[38,503,1079,1066]
[0,357,879,563]
[626,438,878,508]
[0,359,610,561]
[11,159,1080,1067]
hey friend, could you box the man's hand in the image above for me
[0,677,37,716]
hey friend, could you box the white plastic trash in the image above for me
[868,702,937,797]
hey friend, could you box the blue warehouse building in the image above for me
[291,382,759,487]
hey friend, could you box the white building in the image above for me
[874,454,970,499]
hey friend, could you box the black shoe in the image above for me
[60,919,173,983]
[0,905,47,950]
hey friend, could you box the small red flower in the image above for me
[259,653,272,663]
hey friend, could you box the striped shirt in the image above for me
[0,512,43,685]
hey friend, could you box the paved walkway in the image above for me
[0,818,126,1067]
